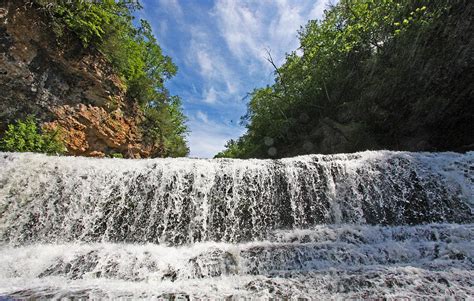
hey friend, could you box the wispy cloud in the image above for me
[187,25,242,107]
[187,111,245,158]
[202,87,218,104]
[214,0,328,66]
[157,0,183,19]
[213,1,263,63]
[196,110,210,123]
[191,34,232,80]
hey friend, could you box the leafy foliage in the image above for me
[34,0,188,157]
[0,117,65,155]
[217,0,472,158]
[214,139,244,159]
[111,153,124,159]
[141,96,190,157]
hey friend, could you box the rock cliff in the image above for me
[0,1,156,158]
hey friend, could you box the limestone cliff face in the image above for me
[0,1,155,158]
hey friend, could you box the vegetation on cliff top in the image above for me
[30,0,189,157]
[216,0,473,158]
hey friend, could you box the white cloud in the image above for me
[226,81,238,94]
[157,20,168,38]
[214,0,330,67]
[158,0,183,19]
[309,0,330,20]
[187,26,241,106]
[203,87,218,104]
[213,0,264,63]
[196,49,214,77]
[187,113,245,158]
[196,110,210,123]
[191,40,234,84]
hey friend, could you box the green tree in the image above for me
[217,0,471,158]
[141,96,189,158]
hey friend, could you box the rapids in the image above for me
[0,151,472,299]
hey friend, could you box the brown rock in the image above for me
[88,151,105,158]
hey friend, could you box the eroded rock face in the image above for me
[0,1,154,158]
[43,104,152,158]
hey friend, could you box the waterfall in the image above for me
[0,151,473,299]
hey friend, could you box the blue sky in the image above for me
[139,0,331,158]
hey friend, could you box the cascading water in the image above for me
[0,151,473,299]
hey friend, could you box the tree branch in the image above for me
[264,48,288,95]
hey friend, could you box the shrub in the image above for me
[0,117,66,155]
[111,153,124,158]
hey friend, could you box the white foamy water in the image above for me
[0,151,473,298]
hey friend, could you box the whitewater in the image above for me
[0,151,472,299]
